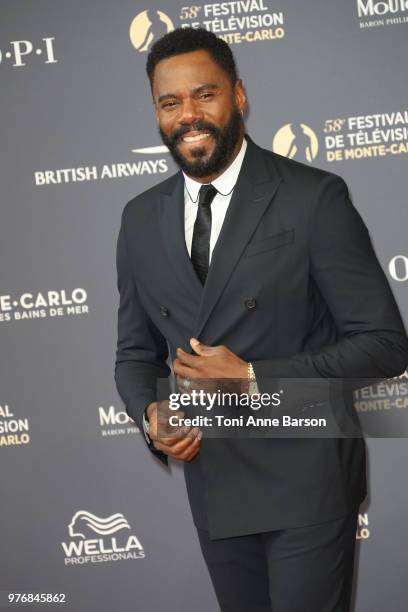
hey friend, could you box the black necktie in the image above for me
[191,184,218,285]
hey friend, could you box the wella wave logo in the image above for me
[62,511,145,565]
[68,511,130,537]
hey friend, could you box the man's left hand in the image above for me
[174,338,248,383]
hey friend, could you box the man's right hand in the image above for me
[146,401,203,462]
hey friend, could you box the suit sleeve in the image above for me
[252,175,408,386]
[114,205,170,465]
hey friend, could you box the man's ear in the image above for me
[234,79,247,116]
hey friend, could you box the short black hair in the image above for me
[146,27,238,91]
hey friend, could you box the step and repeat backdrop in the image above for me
[1,1,407,610]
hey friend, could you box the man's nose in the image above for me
[178,98,203,125]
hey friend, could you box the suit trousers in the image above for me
[196,509,359,612]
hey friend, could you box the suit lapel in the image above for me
[158,172,203,304]
[157,136,283,339]
[194,137,282,339]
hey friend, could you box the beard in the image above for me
[159,107,243,178]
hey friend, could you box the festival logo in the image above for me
[272,123,319,163]
[129,10,175,52]
[354,372,408,413]
[0,404,30,448]
[0,288,89,323]
[272,109,408,164]
[62,511,145,565]
[129,3,286,49]
[353,371,408,438]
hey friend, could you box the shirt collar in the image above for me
[183,136,248,203]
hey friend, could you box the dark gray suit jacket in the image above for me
[115,134,408,539]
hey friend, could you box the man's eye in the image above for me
[199,93,214,100]
[163,101,177,109]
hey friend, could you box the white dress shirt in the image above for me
[142,136,258,444]
[183,136,247,262]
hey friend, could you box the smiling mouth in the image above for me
[181,131,212,144]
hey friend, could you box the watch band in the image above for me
[142,410,151,445]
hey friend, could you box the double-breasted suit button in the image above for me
[159,305,169,317]
[245,298,257,310]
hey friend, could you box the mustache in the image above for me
[169,121,220,144]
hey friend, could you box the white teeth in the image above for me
[182,132,210,143]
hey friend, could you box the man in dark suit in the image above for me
[115,28,408,611]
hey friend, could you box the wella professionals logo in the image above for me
[61,511,145,565]
[129,10,174,52]
[0,37,57,68]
